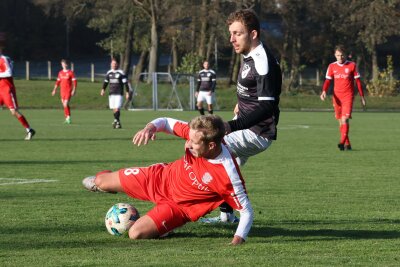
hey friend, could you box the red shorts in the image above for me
[333,94,353,120]
[0,79,18,110]
[119,164,190,236]
[60,89,72,101]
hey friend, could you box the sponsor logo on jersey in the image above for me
[183,157,210,191]
[345,68,349,73]
[115,73,120,78]
[241,63,251,79]
[201,172,213,184]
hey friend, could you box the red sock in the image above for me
[345,124,351,145]
[339,124,349,144]
[18,115,30,129]
[64,106,71,117]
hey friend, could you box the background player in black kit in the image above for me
[195,60,217,115]
[201,9,282,223]
[100,58,130,129]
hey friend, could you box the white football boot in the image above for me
[199,212,239,224]
[82,176,109,193]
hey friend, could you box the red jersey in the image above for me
[150,118,254,239]
[324,60,363,97]
[0,54,18,109]
[55,70,77,92]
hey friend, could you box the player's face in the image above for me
[61,62,68,70]
[203,61,209,69]
[111,60,118,70]
[186,129,210,158]
[335,51,346,64]
[229,21,253,55]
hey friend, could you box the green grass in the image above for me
[1,109,399,266]
[13,79,400,111]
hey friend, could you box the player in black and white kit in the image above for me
[101,58,130,129]
[201,9,282,223]
[195,61,216,115]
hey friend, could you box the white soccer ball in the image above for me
[105,203,140,236]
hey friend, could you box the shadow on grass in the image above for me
[195,219,400,241]
[2,219,400,251]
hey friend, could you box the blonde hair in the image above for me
[189,115,225,144]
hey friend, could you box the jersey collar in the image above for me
[243,42,263,59]
[336,60,348,66]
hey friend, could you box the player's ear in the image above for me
[208,141,217,150]
[250,30,258,40]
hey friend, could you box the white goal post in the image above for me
[128,72,196,111]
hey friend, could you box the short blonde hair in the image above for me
[189,115,225,144]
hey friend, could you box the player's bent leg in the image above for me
[95,171,123,193]
[128,215,159,239]
[82,170,120,193]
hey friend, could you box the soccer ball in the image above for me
[105,203,140,236]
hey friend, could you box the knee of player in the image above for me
[94,171,110,188]
[9,109,18,116]
[128,227,147,240]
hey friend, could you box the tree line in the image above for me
[1,0,399,92]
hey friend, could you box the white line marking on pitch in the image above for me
[280,125,310,130]
[0,178,58,186]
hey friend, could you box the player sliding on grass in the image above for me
[83,115,253,245]
[320,45,366,151]
[52,59,77,124]
[0,33,35,140]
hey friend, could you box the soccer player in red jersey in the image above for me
[82,115,253,245]
[320,45,366,150]
[0,33,35,140]
[52,59,77,124]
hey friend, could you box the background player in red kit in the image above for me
[52,59,77,124]
[0,32,35,140]
[320,45,366,151]
[82,115,253,245]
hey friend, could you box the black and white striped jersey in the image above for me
[197,69,216,92]
[103,69,129,95]
[228,43,282,140]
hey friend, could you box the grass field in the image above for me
[12,79,400,111]
[1,109,399,266]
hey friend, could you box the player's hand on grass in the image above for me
[133,124,157,146]
[100,89,105,96]
[51,88,56,96]
[230,235,245,245]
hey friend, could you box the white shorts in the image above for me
[224,129,272,166]
[108,95,123,109]
[197,91,214,105]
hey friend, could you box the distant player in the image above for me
[101,58,130,129]
[83,115,253,245]
[0,33,35,140]
[195,60,216,115]
[52,59,77,124]
[320,45,366,150]
[201,9,282,223]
